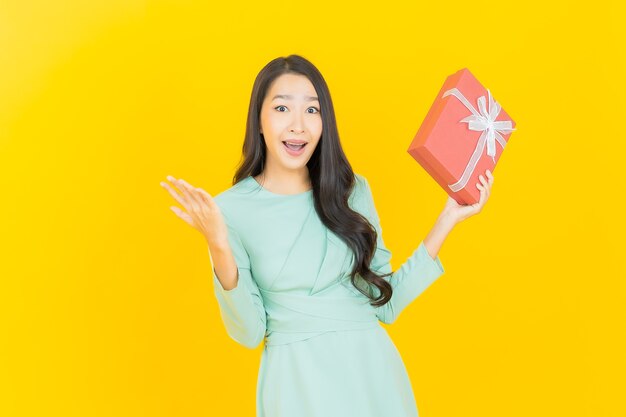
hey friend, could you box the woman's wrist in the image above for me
[424,215,456,260]
[207,236,230,253]
[436,212,458,230]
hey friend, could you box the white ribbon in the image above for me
[442,88,516,193]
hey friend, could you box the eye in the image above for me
[273,105,321,114]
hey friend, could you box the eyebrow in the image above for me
[271,94,319,102]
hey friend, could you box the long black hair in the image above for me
[232,54,393,308]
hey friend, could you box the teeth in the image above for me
[285,141,306,145]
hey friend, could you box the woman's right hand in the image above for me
[160,175,229,248]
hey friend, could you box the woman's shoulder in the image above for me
[349,172,374,212]
[354,172,374,193]
[353,172,369,191]
[212,177,261,222]
[213,176,253,199]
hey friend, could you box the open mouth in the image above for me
[282,141,307,151]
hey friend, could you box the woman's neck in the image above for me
[254,169,312,195]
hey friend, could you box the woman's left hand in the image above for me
[439,169,494,226]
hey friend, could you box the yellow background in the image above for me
[1,0,624,416]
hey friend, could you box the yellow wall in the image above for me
[1,0,624,416]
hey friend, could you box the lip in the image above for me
[282,141,307,156]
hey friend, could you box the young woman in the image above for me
[161,54,494,417]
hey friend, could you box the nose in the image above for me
[289,111,305,134]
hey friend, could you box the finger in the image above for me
[479,184,487,206]
[475,182,486,208]
[481,178,491,199]
[196,187,216,207]
[164,175,188,200]
[161,180,189,209]
[187,183,215,219]
[480,174,492,198]
[164,177,200,214]
[176,179,203,211]
[479,174,491,196]
[170,206,195,227]
[183,180,211,212]
[486,169,494,185]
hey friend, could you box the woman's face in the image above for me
[259,73,323,175]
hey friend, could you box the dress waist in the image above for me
[258,287,380,347]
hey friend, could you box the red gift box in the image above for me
[408,68,516,205]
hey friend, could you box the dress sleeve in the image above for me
[209,225,267,349]
[357,176,445,324]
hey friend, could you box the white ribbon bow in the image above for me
[442,88,515,193]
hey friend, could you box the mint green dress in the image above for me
[209,174,445,417]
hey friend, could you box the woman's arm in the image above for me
[423,214,456,260]
[210,239,239,290]
[209,226,267,350]
[353,175,445,324]
[160,176,267,349]
[423,169,494,259]
[357,170,494,324]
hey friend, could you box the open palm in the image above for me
[160,175,229,247]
